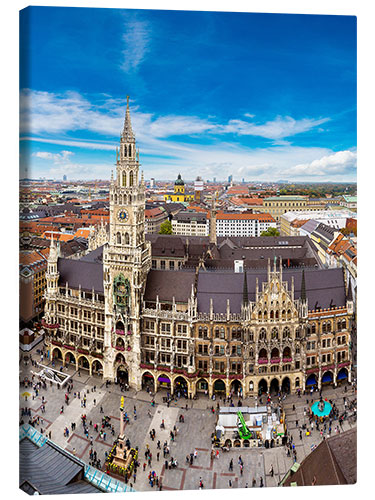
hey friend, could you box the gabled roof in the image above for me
[196,267,346,314]
[144,270,195,303]
[283,429,356,486]
[19,438,101,494]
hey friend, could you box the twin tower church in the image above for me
[43,98,353,397]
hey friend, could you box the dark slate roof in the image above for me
[313,222,337,242]
[80,245,104,263]
[283,428,356,486]
[19,438,101,495]
[144,270,195,303]
[175,211,207,223]
[196,267,346,314]
[58,258,103,293]
[300,219,320,234]
[149,235,186,258]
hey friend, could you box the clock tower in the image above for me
[102,96,151,387]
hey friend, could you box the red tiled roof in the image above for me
[216,213,275,222]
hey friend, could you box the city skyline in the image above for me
[20,7,356,182]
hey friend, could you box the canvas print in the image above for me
[19,6,357,494]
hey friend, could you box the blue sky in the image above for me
[19,7,357,182]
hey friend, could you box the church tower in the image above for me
[102,97,151,387]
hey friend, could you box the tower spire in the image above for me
[301,269,306,302]
[242,267,248,305]
[122,95,135,142]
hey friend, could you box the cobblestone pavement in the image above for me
[19,348,357,491]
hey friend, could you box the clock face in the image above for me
[118,210,128,221]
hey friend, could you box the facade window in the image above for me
[177,324,188,334]
[161,323,171,333]
[160,260,166,270]
[259,328,267,341]
[152,260,157,269]
[169,261,175,270]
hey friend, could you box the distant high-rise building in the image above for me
[150,178,155,188]
[194,176,204,203]
[228,174,233,183]
[63,174,67,181]
[213,177,216,183]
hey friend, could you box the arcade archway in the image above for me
[258,378,268,395]
[230,379,242,397]
[116,366,129,385]
[142,371,154,390]
[337,368,348,384]
[281,376,290,394]
[321,371,333,385]
[213,379,226,393]
[174,376,188,397]
[157,374,171,391]
[196,378,208,392]
[65,352,76,366]
[92,360,103,376]
[52,347,63,361]
[270,378,279,395]
[77,355,90,372]
[306,373,318,387]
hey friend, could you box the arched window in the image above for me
[125,232,130,245]
[271,327,279,340]
[129,170,134,186]
[311,323,316,334]
[270,310,274,319]
[123,145,127,157]
[258,311,262,320]
[114,194,118,204]
[119,194,122,205]
[129,194,132,203]
[122,171,126,187]
[295,327,301,338]
[283,327,290,339]
[128,144,132,157]
[198,326,203,338]
[322,322,327,333]
[327,322,331,332]
[259,328,267,341]
[341,319,346,330]
[203,327,208,338]
[215,327,219,339]
[116,232,121,245]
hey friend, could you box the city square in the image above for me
[19,346,356,491]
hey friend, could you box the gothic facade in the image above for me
[43,99,353,397]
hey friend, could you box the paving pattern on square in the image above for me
[19,354,357,491]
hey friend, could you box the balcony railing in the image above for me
[271,357,280,364]
[258,358,268,365]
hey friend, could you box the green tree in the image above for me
[159,220,173,234]
[260,227,280,237]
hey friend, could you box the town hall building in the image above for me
[42,98,354,398]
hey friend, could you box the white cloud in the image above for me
[288,149,357,177]
[121,19,151,73]
[20,89,329,144]
[33,150,74,162]
[219,115,330,140]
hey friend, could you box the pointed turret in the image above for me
[242,268,248,306]
[347,277,353,302]
[122,96,135,142]
[301,269,306,302]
